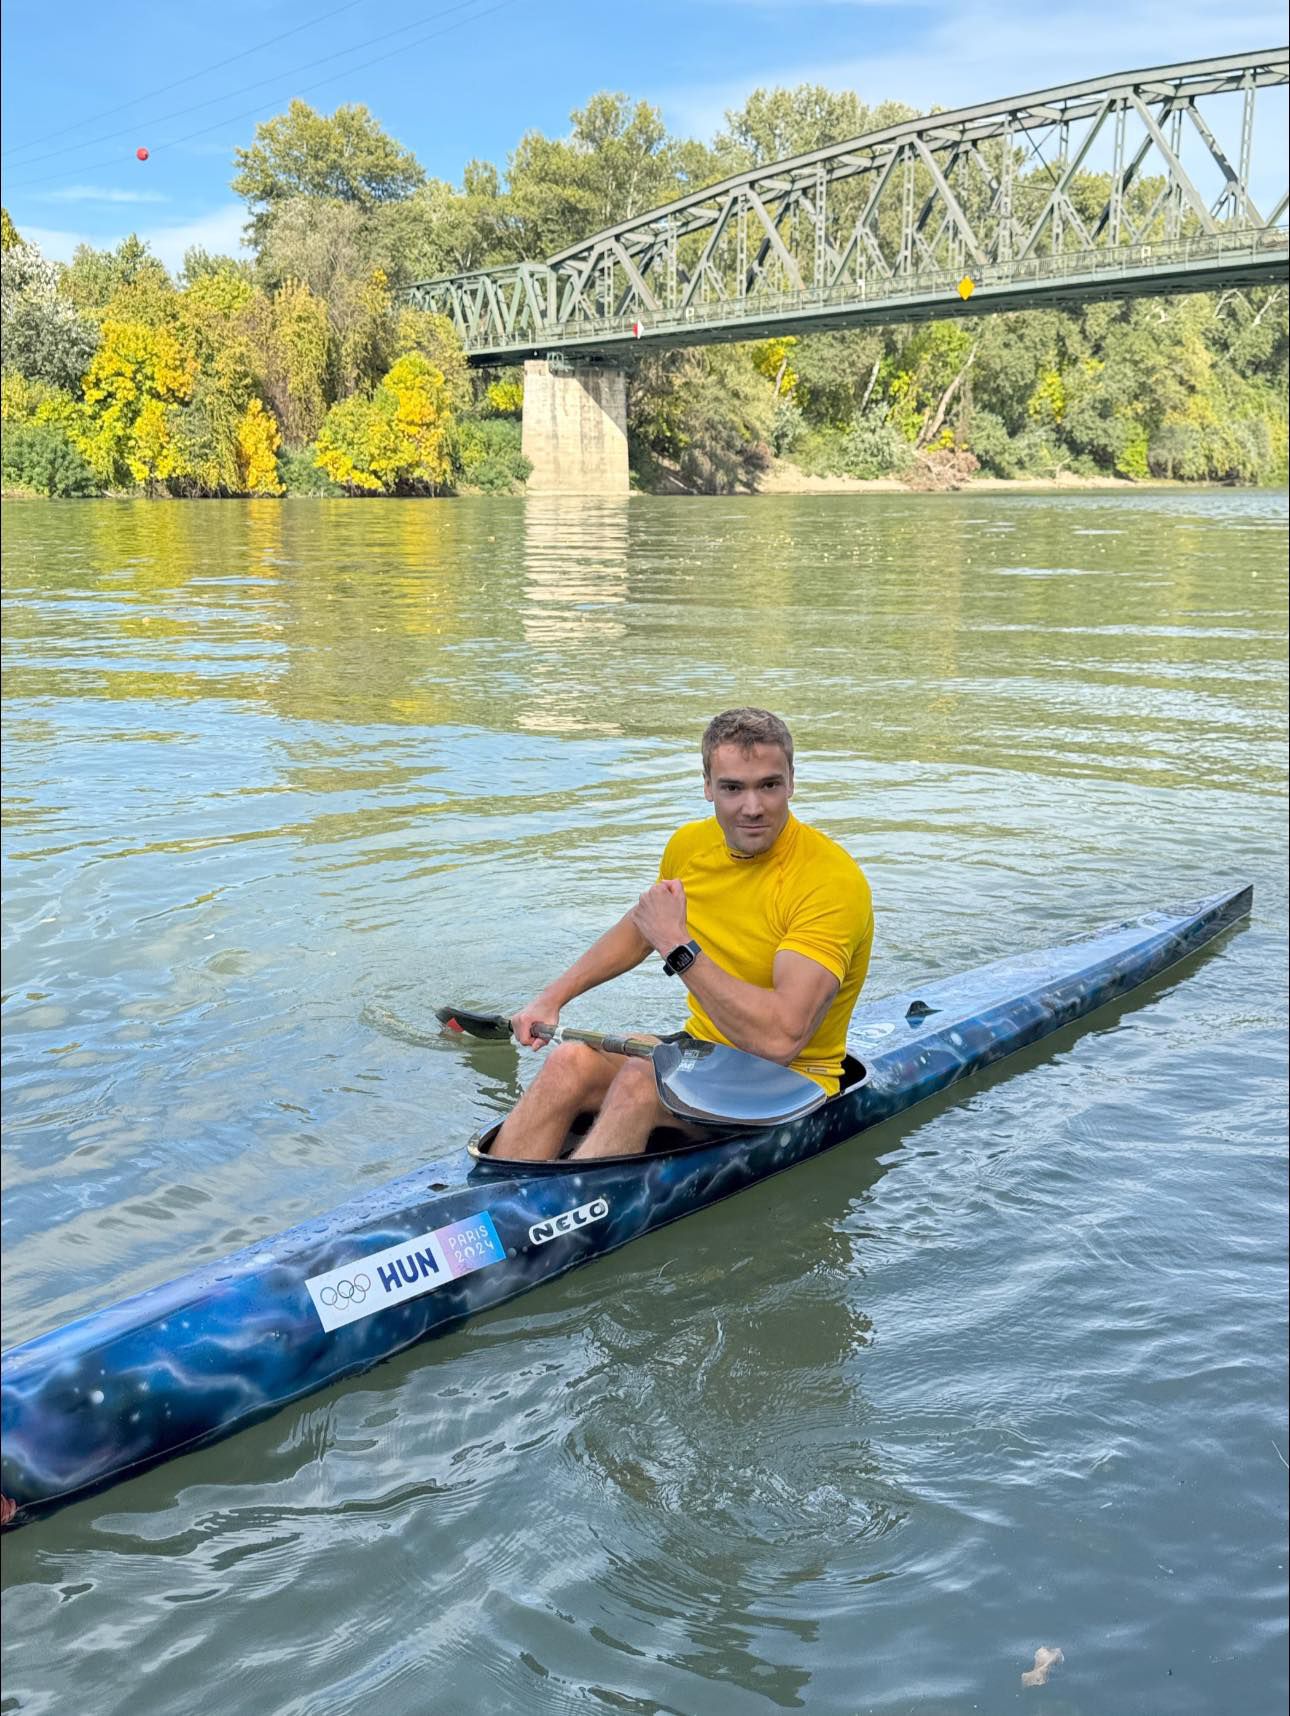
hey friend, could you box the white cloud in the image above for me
[16,224,97,263]
[667,1,1290,136]
[19,203,249,275]
[138,203,249,272]
[41,186,171,205]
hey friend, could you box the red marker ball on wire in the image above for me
[136,147,149,161]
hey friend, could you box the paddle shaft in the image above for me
[529,1022,656,1059]
[433,1005,658,1059]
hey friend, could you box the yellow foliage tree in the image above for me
[80,319,195,488]
[886,367,921,442]
[313,352,453,493]
[1115,417,1151,480]
[182,267,256,326]
[751,336,799,396]
[313,394,390,492]
[1,374,34,421]
[383,353,452,488]
[130,396,185,485]
[485,376,524,415]
[1027,367,1066,426]
[269,278,330,445]
[179,269,258,378]
[102,273,179,332]
[170,269,263,491]
[235,398,285,494]
[2,373,79,429]
[395,308,470,410]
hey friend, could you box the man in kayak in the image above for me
[493,707,873,1161]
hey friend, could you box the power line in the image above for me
[0,0,370,159]
[3,0,521,196]
[2,0,497,174]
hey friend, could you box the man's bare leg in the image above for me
[569,1057,705,1160]
[492,1042,626,1161]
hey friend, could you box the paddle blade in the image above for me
[651,1039,827,1127]
[433,1006,514,1041]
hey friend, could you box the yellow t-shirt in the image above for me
[657,814,873,1096]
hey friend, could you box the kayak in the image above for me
[0,883,1251,1529]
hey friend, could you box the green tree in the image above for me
[180,246,253,287]
[335,266,397,399]
[254,198,400,396]
[421,160,522,272]
[629,346,775,492]
[970,310,1082,434]
[883,322,978,446]
[1211,287,1287,382]
[254,193,373,294]
[241,277,331,447]
[507,94,690,256]
[368,178,488,283]
[2,419,99,495]
[61,235,172,320]
[790,330,887,427]
[715,86,917,169]
[453,417,531,491]
[233,100,426,248]
[0,240,100,390]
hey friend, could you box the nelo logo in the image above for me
[528,1197,610,1246]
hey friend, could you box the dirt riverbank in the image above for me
[752,462,1189,495]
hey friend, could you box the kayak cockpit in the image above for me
[469,1053,869,1170]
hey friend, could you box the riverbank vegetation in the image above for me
[2,89,1286,498]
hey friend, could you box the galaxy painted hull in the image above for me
[0,885,1252,1529]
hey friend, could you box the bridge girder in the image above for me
[403,48,1290,362]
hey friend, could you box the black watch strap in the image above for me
[663,939,700,976]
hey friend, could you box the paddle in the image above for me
[434,1006,827,1127]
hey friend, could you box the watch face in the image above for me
[668,942,697,973]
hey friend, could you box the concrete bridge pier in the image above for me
[521,359,629,495]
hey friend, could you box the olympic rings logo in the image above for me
[318,1272,371,1308]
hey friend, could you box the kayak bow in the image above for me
[0,884,1251,1529]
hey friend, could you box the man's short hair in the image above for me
[701,708,795,777]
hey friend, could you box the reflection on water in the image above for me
[519,498,630,733]
[1,490,1286,1716]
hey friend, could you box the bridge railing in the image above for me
[426,228,1286,357]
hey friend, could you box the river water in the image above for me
[1,491,1286,1716]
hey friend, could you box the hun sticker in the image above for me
[307,1213,505,1332]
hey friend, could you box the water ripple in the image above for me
[2,491,1286,1716]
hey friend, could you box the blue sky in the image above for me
[2,0,1284,270]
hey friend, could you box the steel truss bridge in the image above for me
[406,49,1289,365]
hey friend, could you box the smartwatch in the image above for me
[663,939,701,976]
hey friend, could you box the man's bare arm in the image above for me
[682,948,838,1065]
[629,879,839,1065]
[512,914,653,1047]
